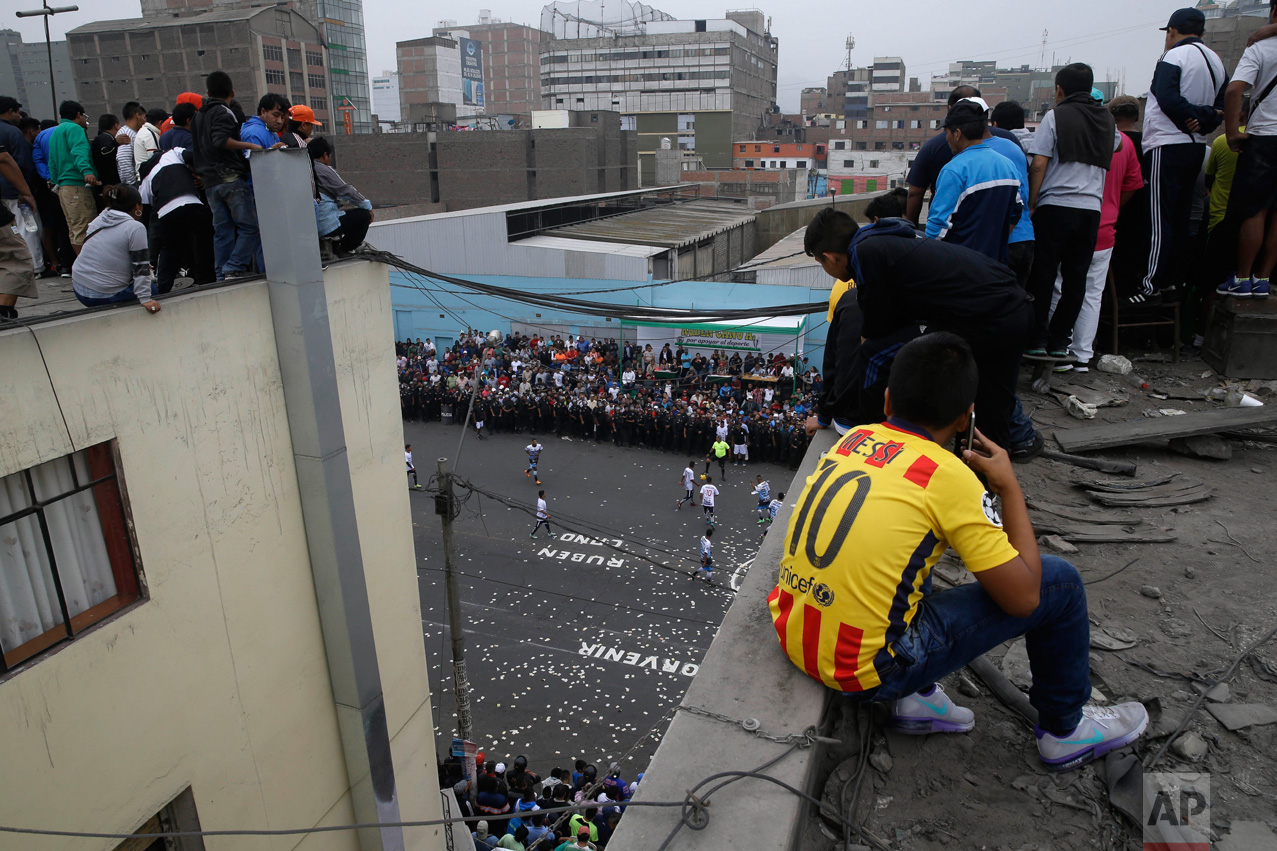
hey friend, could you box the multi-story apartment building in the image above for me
[732,140,826,170]
[372,69,401,123]
[800,86,827,116]
[397,35,480,124]
[434,17,548,120]
[0,29,77,122]
[68,7,333,129]
[540,6,778,182]
[124,0,370,131]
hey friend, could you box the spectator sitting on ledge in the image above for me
[770,332,1148,773]
[71,184,161,314]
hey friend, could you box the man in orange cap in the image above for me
[282,105,322,148]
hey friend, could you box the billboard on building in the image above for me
[460,37,485,109]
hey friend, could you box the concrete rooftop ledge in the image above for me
[608,430,836,851]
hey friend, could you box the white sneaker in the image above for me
[889,683,975,734]
[1036,702,1148,772]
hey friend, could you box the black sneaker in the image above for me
[1010,433,1045,463]
[1124,290,1161,307]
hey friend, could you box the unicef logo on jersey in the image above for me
[812,582,835,608]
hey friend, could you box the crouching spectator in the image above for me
[71,184,161,314]
[139,148,215,292]
[307,136,372,253]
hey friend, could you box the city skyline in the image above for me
[10,0,1206,113]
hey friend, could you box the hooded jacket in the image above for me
[71,209,154,302]
[138,148,203,218]
[191,98,249,183]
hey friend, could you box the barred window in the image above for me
[307,73,326,90]
[306,50,323,67]
[263,44,283,62]
[265,69,286,86]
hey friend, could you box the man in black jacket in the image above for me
[804,210,1033,450]
[190,71,268,280]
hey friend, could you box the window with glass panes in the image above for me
[0,443,142,673]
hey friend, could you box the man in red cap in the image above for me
[160,93,202,135]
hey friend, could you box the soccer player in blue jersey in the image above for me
[525,438,543,485]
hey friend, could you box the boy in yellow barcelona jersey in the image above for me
[769,333,1147,772]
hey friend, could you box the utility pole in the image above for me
[435,458,473,746]
[15,2,79,120]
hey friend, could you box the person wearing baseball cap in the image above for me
[282,104,323,148]
[926,98,1023,264]
[1130,7,1227,306]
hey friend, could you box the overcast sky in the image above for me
[13,0,1191,111]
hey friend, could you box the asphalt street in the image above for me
[405,419,798,778]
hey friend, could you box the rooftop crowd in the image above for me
[779,9,1266,782]
[0,70,372,318]
[397,330,820,468]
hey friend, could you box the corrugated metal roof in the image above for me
[380,185,696,226]
[745,226,827,288]
[515,235,665,257]
[749,226,815,269]
[545,200,756,249]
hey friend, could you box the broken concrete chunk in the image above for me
[1205,703,1277,731]
[1192,682,1231,703]
[1065,395,1098,419]
[1091,631,1138,651]
[1140,585,1163,599]
[1216,821,1277,851]
[1039,534,1079,554]
[1168,434,1233,460]
[868,752,893,773]
[1097,354,1133,375]
[1169,731,1208,762]
[956,674,981,699]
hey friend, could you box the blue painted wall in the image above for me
[388,270,834,363]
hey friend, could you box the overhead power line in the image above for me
[361,248,827,323]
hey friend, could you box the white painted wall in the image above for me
[0,263,443,849]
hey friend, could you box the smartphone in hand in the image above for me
[962,411,976,455]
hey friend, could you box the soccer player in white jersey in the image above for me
[530,490,553,538]
[751,475,771,524]
[700,475,720,526]
[406,443,420,489]
[698,527,714,582]
[676,461,697,510]
[525,439,543,485]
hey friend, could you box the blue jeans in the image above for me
[850,556,1091,734]
[1009,397,1038,447]
[75,284,140,306]
[207,179,259,278]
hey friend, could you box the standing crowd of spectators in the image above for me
[440,751,641,850]
[0,69,372,318]
[397,331,821,469]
